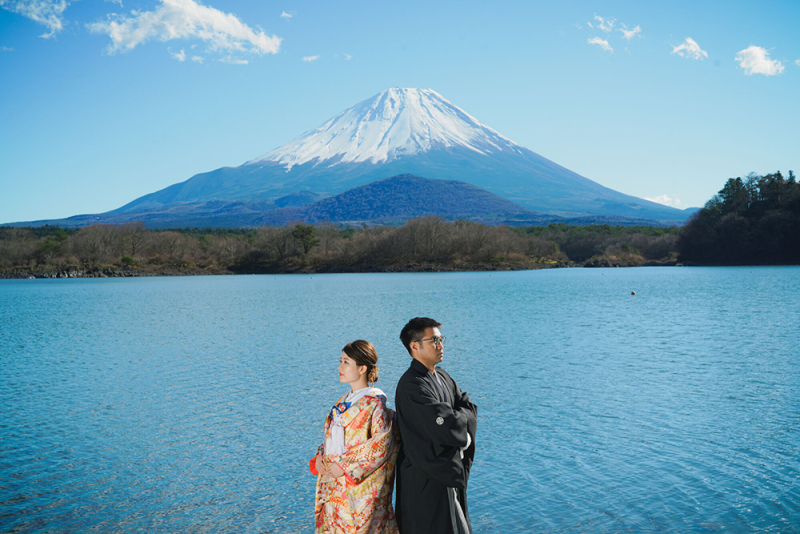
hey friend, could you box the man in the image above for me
[395,317,478,534]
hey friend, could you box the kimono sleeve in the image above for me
[328,398,399,484]
[396,377,477,489]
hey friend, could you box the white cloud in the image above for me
[795,59,800,67]
[89,0,282,60]
[588,37,612,53]
[594,15,615,32]
[0,0,71,38]
[192,55,203,62]
[620,25,641,41]
[735,46,784,76]
[169,47,185,61]
[220,56,247,64]
[645,195,686,209]
[280,11,291,19]
[586,21,593,29]
[302,55,319,62]
[1,46,15,51]
[671,37,707,60]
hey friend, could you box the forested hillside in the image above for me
[678,171,800,264]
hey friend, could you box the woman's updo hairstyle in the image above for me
[342,340,380,384]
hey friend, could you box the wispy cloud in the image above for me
[594,15,615,33]
[620,25,641,41]
[220,56,247,65]
[169,47,186,61]
[302,55,319,62]
[1,45,15,52]
[645,195,686,209]
[191,55,203,63]
[0,0,71,38]
[671,37,708,60]
[280,11,291,19]
[89,0,282,62]
[795,59,800,67]
[588,37,612,53]
[735,46,784,76]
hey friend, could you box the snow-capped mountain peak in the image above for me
[248,88,521,170]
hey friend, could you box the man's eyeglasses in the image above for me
[417,336,446,346]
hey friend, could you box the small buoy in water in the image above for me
[631,291,636,295]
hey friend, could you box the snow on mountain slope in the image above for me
[247,88,523,170]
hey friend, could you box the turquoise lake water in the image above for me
[1,267,799,533]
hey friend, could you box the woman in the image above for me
[309,340,400,533]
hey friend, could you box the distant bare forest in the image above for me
[0,218,680,278]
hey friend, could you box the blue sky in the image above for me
[1,0,798,223]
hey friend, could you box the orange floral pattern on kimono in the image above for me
[311,393,399,534]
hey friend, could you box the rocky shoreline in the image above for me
[1,258,683,279]
[0,266,231,279]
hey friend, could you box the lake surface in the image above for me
[1,267,799,533]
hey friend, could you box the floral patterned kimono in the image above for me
[310,388,400,533]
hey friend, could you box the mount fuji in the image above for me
[110,87,685,222]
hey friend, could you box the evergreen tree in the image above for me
[291,223,320,255]
[679,170,800,264]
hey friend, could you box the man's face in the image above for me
[412,327,444,370]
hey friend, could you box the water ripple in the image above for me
[1,268,799,532]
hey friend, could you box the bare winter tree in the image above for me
[255,226,298,262]
[209,235,252,264]
[149,231,190,263]
[0,229,37,268]
[68,224,124,263]
[315,222,341,257]
[121,222,148,257]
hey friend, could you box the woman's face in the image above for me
[338,351,366,385]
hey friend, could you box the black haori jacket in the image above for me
[395,358,478,534]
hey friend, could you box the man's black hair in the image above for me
[399,317,442,355]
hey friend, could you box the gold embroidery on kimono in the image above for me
[312,392,399,533]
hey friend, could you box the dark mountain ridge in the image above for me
[6,175,684,229]
[254,174,556,226]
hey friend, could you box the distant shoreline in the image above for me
[0,259,685,279]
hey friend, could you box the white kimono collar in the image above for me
[325,387,386,456]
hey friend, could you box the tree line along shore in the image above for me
[1,171,797,278]
[0,219,680,278]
